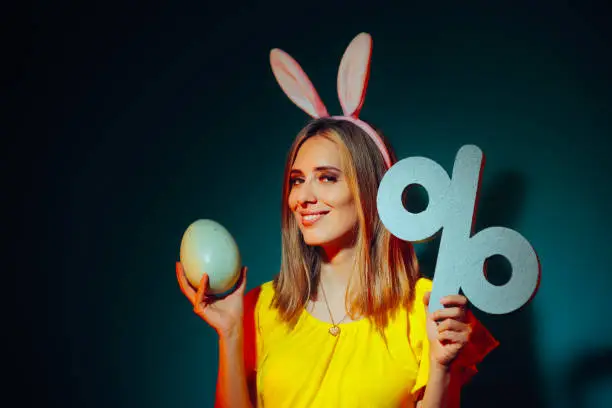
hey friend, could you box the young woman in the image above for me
[176,33,498,408]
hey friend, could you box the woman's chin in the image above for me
[301,229,356,248]
[302,237,324,246]
[301,232,330,247]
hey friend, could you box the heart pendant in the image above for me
[329,325,340,336]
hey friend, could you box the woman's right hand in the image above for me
[176,262,248,339]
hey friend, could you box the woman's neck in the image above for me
[319,245,357,289]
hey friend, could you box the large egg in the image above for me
[179,219,242,294]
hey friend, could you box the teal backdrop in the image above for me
[14,1,611,407]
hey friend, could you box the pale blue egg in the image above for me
[179,219,241,294]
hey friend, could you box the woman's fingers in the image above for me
[437,318,470,334]
[439,294,468,308]
[176,262,196,305]
[438,328,470,345]
[431,306,467,322]
[194,273,210,309]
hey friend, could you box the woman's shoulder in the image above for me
[258,280,276,295]
[245,280,275,298]
[406,276,432,315]
[414,276,432,298]
[244,280,276,312]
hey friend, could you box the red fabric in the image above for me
[243,286,262,403]
[455,310,500,385]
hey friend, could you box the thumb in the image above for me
[236,266,248,295]
[423,291,431,307]
[423,291,431,316]
[195,272,210,305]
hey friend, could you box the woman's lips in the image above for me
[300,211,329,227]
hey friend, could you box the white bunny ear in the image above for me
[337,32,373,117]
[270,48,329,118]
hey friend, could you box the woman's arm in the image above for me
[215,329,253,408]
[214,286,261,408]
[416,291,471,408]
[416,363,462,408]
[176,263,254,408]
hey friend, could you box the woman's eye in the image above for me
[320,175,337,183]
[290,178,303,186]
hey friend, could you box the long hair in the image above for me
[272,118,421,335]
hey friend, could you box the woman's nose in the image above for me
[296,180,317,206]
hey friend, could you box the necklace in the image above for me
[319,282,348,337]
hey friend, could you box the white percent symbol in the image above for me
[377,145,541,314]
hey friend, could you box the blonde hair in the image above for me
[272,118,421,335]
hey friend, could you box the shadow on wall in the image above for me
[566,348,612,408]
[413,170,545,408]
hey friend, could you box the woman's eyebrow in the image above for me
[314,166,341,172]
[289,166,341,174]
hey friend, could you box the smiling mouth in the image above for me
[300,212,329,227]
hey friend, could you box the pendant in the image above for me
[329,325,340,336]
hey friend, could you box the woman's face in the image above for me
[288,135,358,248]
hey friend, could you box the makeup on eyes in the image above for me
[289,166,342,186]
[318,173,338,183]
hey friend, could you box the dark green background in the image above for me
[12,1,612,407]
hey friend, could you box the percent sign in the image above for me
[377,145,541,314]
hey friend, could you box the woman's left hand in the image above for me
[423,291,472,369]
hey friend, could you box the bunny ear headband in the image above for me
[269,32,392,168]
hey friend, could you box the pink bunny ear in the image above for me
[269,48,329,118]
[337,32,373,117]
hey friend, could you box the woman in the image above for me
[176,33,498,407]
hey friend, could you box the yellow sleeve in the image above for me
[254,281,276,368]
[408,277,433,397]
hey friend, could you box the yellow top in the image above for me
[254,278,434,408]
